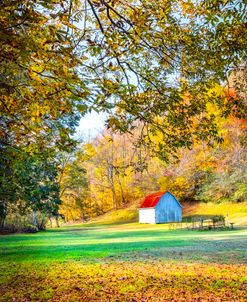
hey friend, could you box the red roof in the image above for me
[140,192,166,208]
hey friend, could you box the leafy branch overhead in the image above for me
[83,0,246,151]
[0,0,246,155]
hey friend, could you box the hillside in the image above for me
[89,200,247,226]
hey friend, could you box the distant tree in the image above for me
[59,152,90,222]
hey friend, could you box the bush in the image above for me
[195,167,247,203]
[22,224,38,233]
[0,225,17,234]
[211,215,225,224]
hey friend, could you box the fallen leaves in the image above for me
[0,261,246,301]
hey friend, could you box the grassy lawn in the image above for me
[0,223,247,301]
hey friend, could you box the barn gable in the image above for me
[155,192,182,223]
[162,191,182,208]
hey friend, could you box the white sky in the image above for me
[75,111,107,140]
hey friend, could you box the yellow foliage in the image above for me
[158,176,190,199]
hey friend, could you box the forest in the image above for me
[0,0,246,231]
[58,112,246,223]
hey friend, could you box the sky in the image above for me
[75,111,107,140]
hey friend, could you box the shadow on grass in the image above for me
[0,223,246,264]
[59,219,138,229]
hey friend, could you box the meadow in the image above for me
[0,222,246,302]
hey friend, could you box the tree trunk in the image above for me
[0,201,7,229]
[55,215,60,227]
[107,164,118,209]
[117,173,125,207]
[38,217,45,230]
[0,215,6,229]
[93,198,101,216]
[33,210,37,226]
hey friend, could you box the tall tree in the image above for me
[59,152,89,222]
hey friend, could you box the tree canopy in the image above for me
[0,0,246,229]
[1,0,246,152]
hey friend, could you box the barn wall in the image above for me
[139,208,156,224]
[155,192,182,223]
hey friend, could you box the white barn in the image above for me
[139,191,182,224]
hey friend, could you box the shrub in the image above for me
[0,225,17,235]
[211,215,225,224]
[22,224,38,233]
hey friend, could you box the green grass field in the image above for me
[0,222,247,301]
